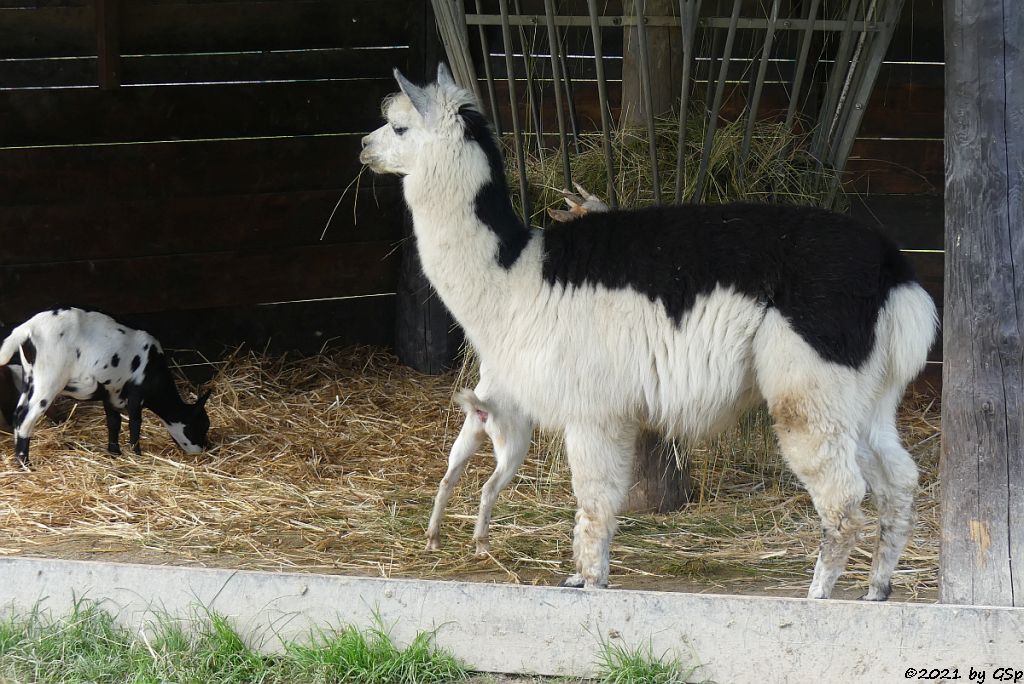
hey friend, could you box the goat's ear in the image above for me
[436,61,456,88]
[393,68,433,120]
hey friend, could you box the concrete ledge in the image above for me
[1,557,1022,681]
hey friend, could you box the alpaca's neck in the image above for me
[401,136,535,326]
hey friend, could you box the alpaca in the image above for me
[0,308,211,468]
[361,64,938,600]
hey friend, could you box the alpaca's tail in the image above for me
[881,283,939,389]
[0,324,30,367]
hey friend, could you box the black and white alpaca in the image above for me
[0,308,211,467]
[362,64,938,600]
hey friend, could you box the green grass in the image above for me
[0,600,469,684]
[596,639,702,684]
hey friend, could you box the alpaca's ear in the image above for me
[393,68,433,119]
[436,61,456,88]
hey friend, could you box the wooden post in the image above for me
[621,0,693,511]
[96,0,121,90]
[395,0,464,374]
[939,0,1023,606]
[621,0,681,126]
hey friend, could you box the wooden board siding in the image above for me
[0,0,414,353]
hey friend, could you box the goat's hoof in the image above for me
[424,537,440,552]
[474,540,490,557]
[131,445,141,456]
[107,444,122,456]
[559,574,585,589]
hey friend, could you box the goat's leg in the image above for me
[857,391,918,601]
[472,410,532,556]
[126,394,143,455]
[560,421,637,589]
[103,401,123,456]
[426,412,485,551]
[11,374,62,469]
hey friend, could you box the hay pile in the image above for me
[0,347,940,599]
[509,117,844,226]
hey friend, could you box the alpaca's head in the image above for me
[360,63,486,177]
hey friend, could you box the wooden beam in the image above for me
[96,0,120,90]
[940,0,1023,606]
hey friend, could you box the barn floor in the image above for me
[0,347,942,601]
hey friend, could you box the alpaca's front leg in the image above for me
[560,421,637,588]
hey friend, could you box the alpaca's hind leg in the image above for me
[472,409,532,556]
[426,411,485,551]
[857,392,918,601]
[560,421,637,589]
[771,398,867,599]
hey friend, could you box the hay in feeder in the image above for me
[0,347,940,600]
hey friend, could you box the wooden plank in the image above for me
[119,0,410,54]
[0,241,399,322]
[0,79,396,146]
[940,0,1023,607]
[859,63,944,138]
[0,48,409,89]
[0,136,379,204]
[850,193,944,250]
[844,138,944,194]
[0,187,404,265]
[2,557,1022,680]
[0,4,95,58]
[115,296,397,358]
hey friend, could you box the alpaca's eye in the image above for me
[393,126,408,136]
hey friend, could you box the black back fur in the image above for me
[541,203,917,368]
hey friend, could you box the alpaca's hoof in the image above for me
[859,584,891,602]
[559,574,585,589]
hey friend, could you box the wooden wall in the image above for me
[0,0,423,358]
[0,0,944,369]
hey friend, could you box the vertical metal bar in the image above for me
[513,0,545,153]
[499,0,531,222]
[635,0,662,203]
[826,0,906,203]
[96,0,121,90]
[559,43,581,152]
[586,0,617,208]
[810,0,861,158]
[738,0,781,170]
[826,0,878,162]
[674,0,701,203]
[783,0,821,131]
[475,0,503,135]
[544,0,573,190]
[691,0,741,202]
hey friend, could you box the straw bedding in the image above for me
[0,346,941,600]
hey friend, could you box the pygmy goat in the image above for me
[361,64,938,601]
[0,308,211,468]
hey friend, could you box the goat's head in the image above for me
[360,63,484,177]
[164,389,211,454]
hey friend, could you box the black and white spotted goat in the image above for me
[361,64,938,601]
[0,308,211,468]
